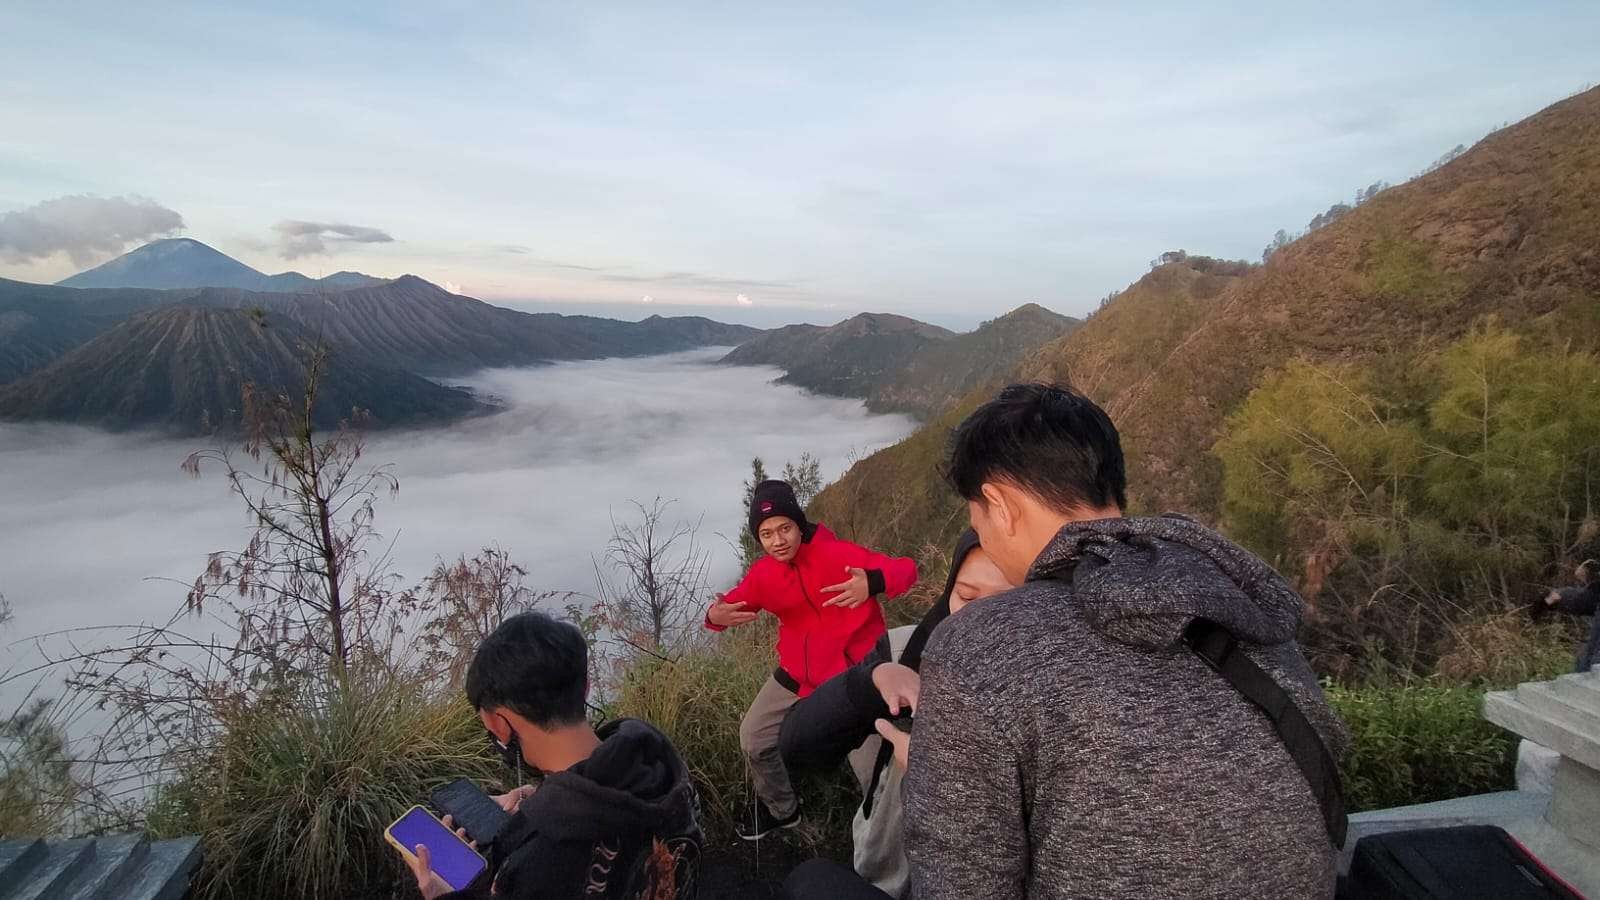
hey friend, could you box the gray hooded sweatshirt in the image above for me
[903,515,1348,900]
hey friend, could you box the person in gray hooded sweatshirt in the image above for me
[899,383,1348,900]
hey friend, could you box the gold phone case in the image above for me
[383,804,487,868]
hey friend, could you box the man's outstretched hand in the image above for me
[822,566,871,609]
[708,594,758,628]
[872,662,921,716]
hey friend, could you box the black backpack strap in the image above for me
[772,666,802,694]
[1184,617,1348,848]
[861,736,894,819]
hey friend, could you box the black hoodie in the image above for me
[441,718,702,900]
[777,530,981,798]
[1550,583,1600,671]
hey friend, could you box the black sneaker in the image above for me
[736,800,801,840]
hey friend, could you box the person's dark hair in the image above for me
[945,382,1127,512]
[465,611,588,728]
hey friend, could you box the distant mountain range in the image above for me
[0,306,481,431]
[0,243,762,431]
[721,305,1080,418]
[2,234,1086,433]
[809,84,1600,556]
[722,313,953,405]
[57,238,390,292]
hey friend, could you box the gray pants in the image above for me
[740,675,802,817]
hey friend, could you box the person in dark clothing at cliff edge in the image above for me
[397,610,702,900]
[1532,559,1600,672]
[895,383,1349,900]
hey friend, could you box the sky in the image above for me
[2,2,1597,325]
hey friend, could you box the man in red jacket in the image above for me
[705,479,917,839]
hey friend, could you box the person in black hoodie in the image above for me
[399,611,702,900]
[1532,560,1600,672]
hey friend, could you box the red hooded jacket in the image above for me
[705,524,917,696]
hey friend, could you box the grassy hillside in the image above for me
[1111,86,1600,515]
[874,303,1081,417]
[812,85,1600,557]
[810,258,1242,552]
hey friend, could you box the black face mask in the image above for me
[489,720,525,783]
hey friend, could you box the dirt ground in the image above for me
[697,834,846,899]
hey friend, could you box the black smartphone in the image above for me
[430,778,512,847]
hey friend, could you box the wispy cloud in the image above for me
[601,271,796,292]
[493,246,612,272]
[533,258,609,272]
[273,220,395,259]
[0,194,184,265]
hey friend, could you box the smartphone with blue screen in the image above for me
[385,805,487,891]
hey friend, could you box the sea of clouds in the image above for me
[0,349,915,705]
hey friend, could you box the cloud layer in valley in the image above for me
[0,350,914,701]
[273,220,396,259]
[0,194,184,265]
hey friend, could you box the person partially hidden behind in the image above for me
[1521,561,1600,791]
[779,529,1012,899]
[1532,559,1600,672]
[399,611,702,899]
[900,383,1349,900]
[704,479,917,839]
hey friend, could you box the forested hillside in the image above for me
[811,85,1600,677]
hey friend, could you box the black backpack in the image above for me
[1341,825,1583,899]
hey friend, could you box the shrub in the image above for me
[1218,326,1600,679]
[147,667,501,900]
[1433,608,1582,685]
[1329,680,1518,812]
[1326,604,1576,814]
[609,624,857,846]
[0,700,78,838]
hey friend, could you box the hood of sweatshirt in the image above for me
[1027,514,1304,651]
[519,718,699,843]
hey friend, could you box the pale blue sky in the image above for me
[2,2,1596,323]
